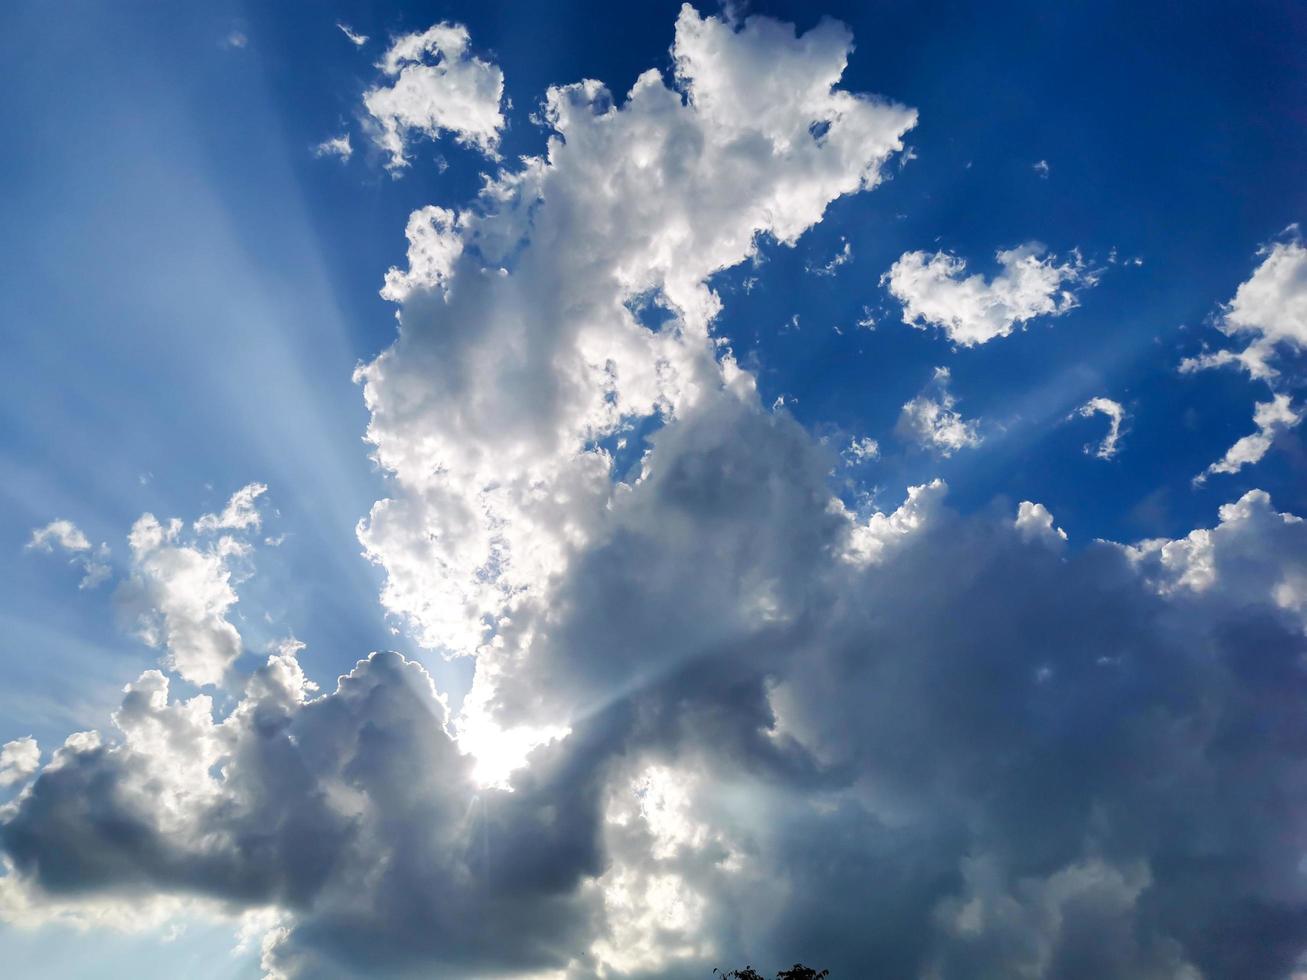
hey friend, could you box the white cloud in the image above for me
[7,8,1307,980]
[807,238,852,277]
[194,482,267,534]
[1074,396,1127,459]
[1121,487,1307,618]
[126,515,243,687]
[363,22,505,170]
[842,435,880,464]
[337,22,368,47]
[27,519,111,589]
[1014,500,1067,546]
[1033,158,1050,178]
[884,242,1095,346]
[124,486,267,687]
[0,737,40,788]
[1180,231,1307,382]
[355,4,915,657]
[222,30,247,50]
[378,205,463,302]
[28,519,90,553]
[898,366,983,456]
[1181,233,1307,481]
[312,133,352,161]
[1196,392,1301,484]
[843,477,947,565]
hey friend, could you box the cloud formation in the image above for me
[194,482,267,534]
[1181,231,1307,382]
[898,366,983,456]
[3,7,1307,980]
[363,22,505,170]
[26,519,110,589]
[8,464,1307,977]
[337,23,367,47]
[1182,231,1305,480]
[355,3,916,659]
[1074,396,1127,459]
[1014,499,1067,545]
[312,134,352,161]
[0,739,39,789]
[884,243,1095,346]
[122,484,267,687]
[842,435,880,464]
[1197,392,1301,484]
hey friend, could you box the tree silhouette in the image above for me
[715,966,829,980]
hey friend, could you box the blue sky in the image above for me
[2,2,1306,977]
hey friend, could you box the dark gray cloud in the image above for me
[9,393,1307,977]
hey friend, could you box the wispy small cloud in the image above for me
[842,436,880,465]
[806,238,852,278]
[1073,396,1127,459]
[898,367,983,456]
[313,133,353,161]
[26,519,111,589]
[338,22,369,47]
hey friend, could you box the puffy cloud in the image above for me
[844,477,947,566]
[1014,500,1067,547]
[355,3,915,658]
[759,489,1307,980]
[12,452,1307,977]
[1074,396,1127,459]
[312,134,352,161]
[0,645,605,977]
[1181,232,1307,382]
[0,738,40,789]
[898,366,983,456]
[28,520,90,553]
[363,22,505,170]
[5,7,1307,980]
[1121,487,1307,616]
[884,243,1095,346]
[1182,233,1307,480]
[8,409,1307,978]
[26,519,111,589]
[377,205,463,303]
[125,484,268,687]
[1197,392,1301,484]
[1221,235,1307,371]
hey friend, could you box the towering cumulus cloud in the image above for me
[3,7,1307,979]
[355,4,916,664]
